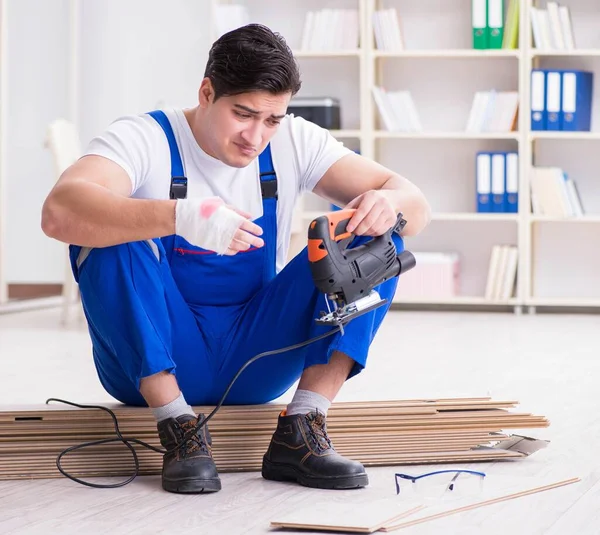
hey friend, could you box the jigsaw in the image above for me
[308,208,416,331]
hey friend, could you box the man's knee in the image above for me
[77,239,161,272]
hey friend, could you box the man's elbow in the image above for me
[41,197,67,241]
[403,194,432,237]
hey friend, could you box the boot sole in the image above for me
[162,477,222,494]
[261,458,368,490]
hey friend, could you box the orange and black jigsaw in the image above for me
[308,209,416,330]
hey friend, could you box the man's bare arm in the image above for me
[312,152,431,237]
[41,155,176,247]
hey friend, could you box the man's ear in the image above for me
[199,78,214,108]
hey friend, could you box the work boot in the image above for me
[262,409,368,489]
[157,414,221,494]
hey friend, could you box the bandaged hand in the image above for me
[175,196,264,255]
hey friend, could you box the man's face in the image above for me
[201,82,291,168]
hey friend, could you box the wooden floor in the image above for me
[1,306,599,534]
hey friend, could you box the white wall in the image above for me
[4,0,212,284]
[78,0,212,146]
[5,0,70,284]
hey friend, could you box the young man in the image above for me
[41,24,431,494]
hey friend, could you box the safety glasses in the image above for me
[395,469,486,501]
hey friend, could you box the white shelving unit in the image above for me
[0,0,597,313]
[209,0,600,313]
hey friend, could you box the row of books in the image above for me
[531,2,576,50]
[372,86,422,132]
[299,9,360,51]
[476,152,519,213]
[531,69,593,132]
[466,91,519,133]
[472,0,519,50]
[530,167,584,218]
[374,76,591,134]
[485,245,518,302]
[373,8,404,52]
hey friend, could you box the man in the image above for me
[41,24,431,494]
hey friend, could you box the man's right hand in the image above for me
[175,196,264,256]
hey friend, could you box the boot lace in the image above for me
[305,410,333,453]
[178,419,211,458]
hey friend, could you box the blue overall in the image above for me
[69,111,404,407]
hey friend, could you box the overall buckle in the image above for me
[260,177,278,199]
[170,177,188,199]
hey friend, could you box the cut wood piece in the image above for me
[380,477,581,532]
[270,500,423,533]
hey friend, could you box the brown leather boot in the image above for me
[262,409,368,489]
[157,414,221,494]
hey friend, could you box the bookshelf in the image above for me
[0,1,596,313]
[207,0,600,313]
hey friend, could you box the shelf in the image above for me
[433,212,519,222]
[530,49,600,57]
[293,49,360,58]
[329,129,362,138]
[530,132,600,141]
[374,131,519,140]
[392,296,518,306]
[374,49,520,58]
[0,296,63,315]
[530,215,600,224]
[526,297,600,308]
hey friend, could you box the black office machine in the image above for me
[287,97,341,129]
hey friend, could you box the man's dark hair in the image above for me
[204,24,302,101]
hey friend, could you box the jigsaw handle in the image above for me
[307,209,356,263]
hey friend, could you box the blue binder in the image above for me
[476,152,492,213]
[561,70,594,131]
[545,71,562,131]
[504,152,518,213]
[490,152,506,213]
[531,69,546,131]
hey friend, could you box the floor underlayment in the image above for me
[0,306,599,534]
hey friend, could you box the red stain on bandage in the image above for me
[199,198,223,219]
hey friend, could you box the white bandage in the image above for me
[175,197,246,255]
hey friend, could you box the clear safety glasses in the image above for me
[394,469,486,502]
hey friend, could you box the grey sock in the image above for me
[152,392,196,423]
[286,389,331,416]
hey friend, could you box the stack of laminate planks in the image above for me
[0,397,549,481]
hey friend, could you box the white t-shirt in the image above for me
[84,108,352,272]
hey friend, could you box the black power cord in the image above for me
[45,326,341,489]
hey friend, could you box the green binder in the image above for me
[472,0,488,49]
[487,0,504,49]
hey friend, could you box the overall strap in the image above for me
[257,143,278,281]
[147,110,188,199]
[258,143,278,200]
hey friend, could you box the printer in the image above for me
[286,97,341,129]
